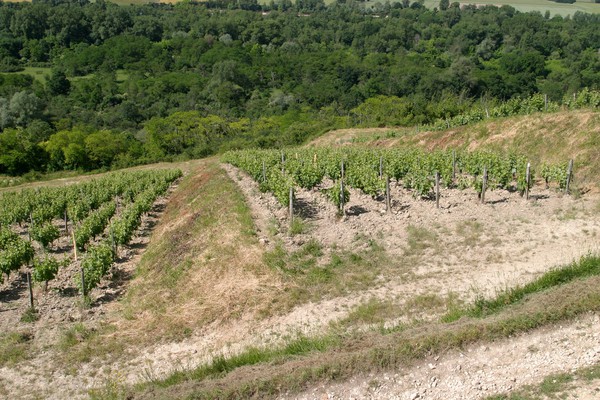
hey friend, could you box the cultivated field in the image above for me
[1,112,600,399]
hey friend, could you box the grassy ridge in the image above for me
[118,159,279,342]
[443,254,600,321]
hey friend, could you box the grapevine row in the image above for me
[223,148,570,208]
[0,170,181,228]
[0,228,34,284]
[0,168,182,296]
[80,169,182,293]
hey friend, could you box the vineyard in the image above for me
[0,169,182,311]
[222,147,572,216]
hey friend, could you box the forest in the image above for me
[0,0,599,177]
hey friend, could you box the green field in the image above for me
[14,67,51,84]
[423,0,600,16]
[359,0,600,16]
[3,0,600,15]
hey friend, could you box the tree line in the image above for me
[0,0,599,176]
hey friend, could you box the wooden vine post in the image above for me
[340,160,346,215]
[27,271,34,310]
[28,213,33,242]
[435,171,440,209]
[481,167,488,204]
[80,267,86,298]
[72,230,85,298]
[544,94,548,111]
[452,150,456,182]
[525,162,531,200]
[379,156,383,179]
[565,159,574,195]
[111,231,116,261]
[72,230,78,262]
[262,160,266,182]
[281,152,285,174]
[64,209,68,234]
[340,179,345,215]
[288,187,294,223]
[385,175,391,213]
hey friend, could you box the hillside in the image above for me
[1,111,600,399]
[310,109,600,190]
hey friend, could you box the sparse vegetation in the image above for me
[442,254,600,322]
[487,363,600,399]
[261,236,388,315]
[0,331,32,367]
[20,307,38,323]
[288,217,307,236]
[455,220,484,247]
[405,225,439,256]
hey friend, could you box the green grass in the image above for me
[0,169,105,191]
[70,69,129,83]
[135,334,341,391]
[20,307,39,323]
[288,217,307,236]
[261,236,389,316]
[443,254,600,322]
[404,225,439,256]
[338,293,461,330]
[455,220,484,247]
[4,66,52,83]
[340,297,397,326]
[0,331,32,367]
[55,323,123,365]
[58,323,94,351]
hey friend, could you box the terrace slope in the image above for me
[310,109,600,190]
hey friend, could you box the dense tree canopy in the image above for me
[0,0,598,176]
